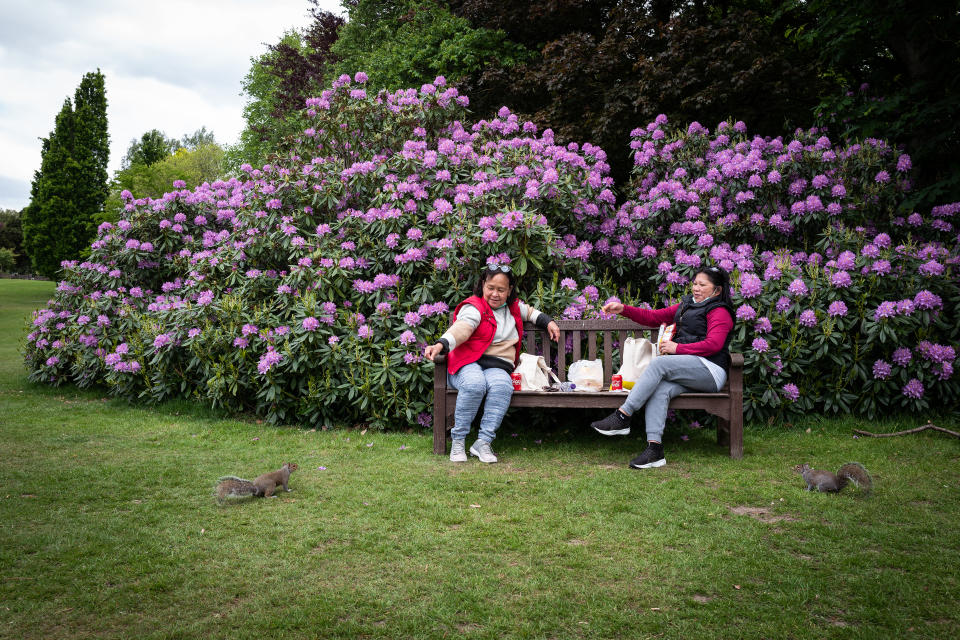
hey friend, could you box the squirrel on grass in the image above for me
[216,462,297,503]
[793,462,872,495]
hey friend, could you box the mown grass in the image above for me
[1,279,958,639]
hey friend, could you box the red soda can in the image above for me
[610,374,623,391]
[511,372,522,391]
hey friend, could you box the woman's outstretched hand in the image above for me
[601,301,624,315]
[423,342,444,361]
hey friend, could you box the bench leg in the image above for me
[729,388,744,459]
[717,417,730,448]
[433,380,446,455]
[717,416,743,459]
[433,393,456,455]
[728,411,743,460]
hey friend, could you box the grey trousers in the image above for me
[620,355,719,443]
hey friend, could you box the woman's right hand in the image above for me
[423,342,444,361]
[602,301,624,315]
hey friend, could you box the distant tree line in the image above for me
[0,208,28,273]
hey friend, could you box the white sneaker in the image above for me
[469,440,498,463]
[450,439,467,462]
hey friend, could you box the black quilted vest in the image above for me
[672,294,735,370]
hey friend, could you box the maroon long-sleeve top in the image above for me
[620,304,733,357]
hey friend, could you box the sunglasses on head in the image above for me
[486,263,512,273]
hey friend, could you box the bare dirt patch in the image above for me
[728,505,798,523]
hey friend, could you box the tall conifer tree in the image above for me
[21,70,109,278]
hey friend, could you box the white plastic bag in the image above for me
[568,358,604,392]
[516,353,550,391]
[616,337,657,386]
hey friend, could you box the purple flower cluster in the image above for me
[891,348,912,366]
[736,304,756,321]
[798,310,818,327]
[781,383,800,401]
[257,347,283,375]
[902,378,924,399]
[872,360,892,379]
[827,301,848,317]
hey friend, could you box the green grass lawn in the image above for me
[1,279,958,639]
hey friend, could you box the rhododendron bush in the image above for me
[596,118,960,420]
[22,74,612,429]
[23,74,960,427]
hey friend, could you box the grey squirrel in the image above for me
[793,462,872,495]
[216,462,297,503]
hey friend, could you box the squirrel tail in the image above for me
[216,476,259,503]
[837,462,873,495]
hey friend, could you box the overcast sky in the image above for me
[0,0,344,211]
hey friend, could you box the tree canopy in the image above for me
[790,0,960,207]
[231,0,959,205]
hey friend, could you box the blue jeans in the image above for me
[620,355,720,443]
[447,362,514,443]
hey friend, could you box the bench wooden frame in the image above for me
[432,318,744,458]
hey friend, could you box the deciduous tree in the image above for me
[228,1,344,170]
[104,129,225,222]
[789,0,960,207]
[121,129,178,169]
[0,208,28,272]
[329,0,530,92]
[452,1,824,184]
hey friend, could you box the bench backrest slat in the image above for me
[603,331,613,382]
[542,332,552,375]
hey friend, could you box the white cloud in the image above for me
[0,0,344,210]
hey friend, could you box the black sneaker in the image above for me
[629,442,666,469]
[591,410,631,436]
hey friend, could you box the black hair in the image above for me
[473,265,519,307]
[695,265,734,309]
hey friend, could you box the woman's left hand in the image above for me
[659,339,678,355]
[423,342,444,361]
[547,321,560,342]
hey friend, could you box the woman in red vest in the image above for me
[424,264,559,463]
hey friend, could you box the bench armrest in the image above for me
[432,353,448,388]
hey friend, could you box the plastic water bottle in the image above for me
[559,381,576,392]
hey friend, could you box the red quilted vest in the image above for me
[446,295,524,374]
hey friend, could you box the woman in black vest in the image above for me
[591,266,735,468]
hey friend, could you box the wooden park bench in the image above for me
[432,317,744,458]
